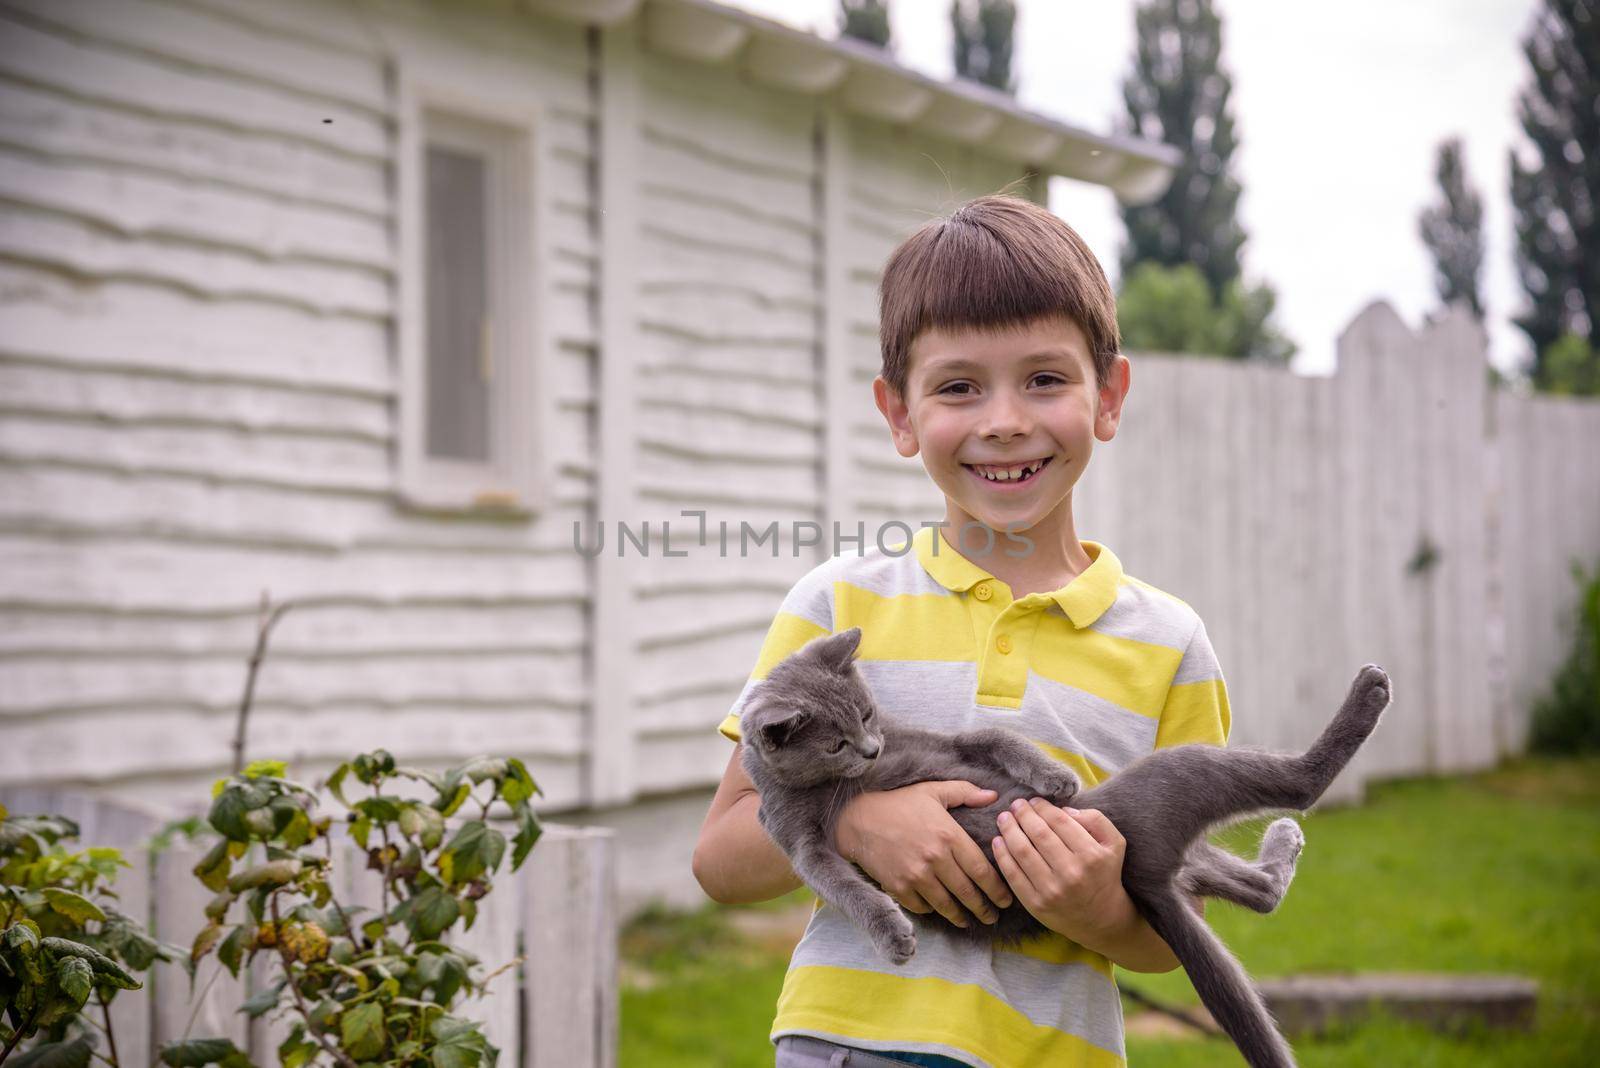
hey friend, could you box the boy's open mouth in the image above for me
[963,456,1052,486]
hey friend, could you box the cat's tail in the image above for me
[1138,888,1296,1068]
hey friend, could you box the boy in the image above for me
[692,194,1230,1067]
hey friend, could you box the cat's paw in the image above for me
[1353,664,1392,718]
[1261,817,1305,864]
[1028,765,1080,805]
[868,909,917,966]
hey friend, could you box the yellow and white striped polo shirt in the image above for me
[717,523,1231,1068]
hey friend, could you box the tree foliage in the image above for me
[1508,0,1598,389]
[950,0,1016,95]
[1419,137,1486,321]
[1118,0,1245,300]
[1117,262,1294,363]
[1530,559,1600,753]
[838,0,891,49]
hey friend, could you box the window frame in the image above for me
[396,72,551,516]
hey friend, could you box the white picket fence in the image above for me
[0,788,617,1068]
[1075,302,1600,800]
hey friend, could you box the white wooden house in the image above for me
[0,0,1181,910]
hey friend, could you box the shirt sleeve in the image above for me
[1153,615,1231,749]
[716,561,837,744]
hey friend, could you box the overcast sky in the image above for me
[725,0,1539,376]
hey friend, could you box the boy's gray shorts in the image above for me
[774,1034,933,1067]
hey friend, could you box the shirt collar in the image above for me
[913,524,1123,629]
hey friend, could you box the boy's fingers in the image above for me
[997,809,1053,886]
[990,836,1035,904]
[929,781,997,809]
[1064,807,1124,848]
[953,835,1014,911]
[915,871,974,928]
[1029,799,1099,853]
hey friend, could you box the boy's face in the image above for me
[873,314,1130,540]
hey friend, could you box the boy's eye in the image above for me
[1032,373,1066,387]
[937,381,974,395]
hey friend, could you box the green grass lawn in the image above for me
[620,756,1600,1067]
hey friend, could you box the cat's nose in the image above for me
[858,743,880,760]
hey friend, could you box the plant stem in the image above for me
[322,835,359,950]
[97,991,121,1067]
[272,894,358,1068]
[232,591,292,774]
[0,1006,39,1065]
[181,962,225,1043]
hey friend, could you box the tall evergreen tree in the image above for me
[1508,0,1598,388]
[1118,0,1246,301]
[839,0,891,49]
[1419,137,1486,321]
[950,0,1017,95]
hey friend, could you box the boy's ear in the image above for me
[873,376,919,458]
[1095,354,1132,443]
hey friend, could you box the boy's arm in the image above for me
[691,746,802,904]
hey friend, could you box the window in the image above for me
[398,88,547,513]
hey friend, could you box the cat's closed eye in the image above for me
[828,740,846,754]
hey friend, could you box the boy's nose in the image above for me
[977,393,1032,439]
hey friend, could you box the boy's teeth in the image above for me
[972,459,1044,481]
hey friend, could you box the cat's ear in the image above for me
[810,627,863,673]
[757,708,810,751]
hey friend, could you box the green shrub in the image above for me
[1530,559,1600,752]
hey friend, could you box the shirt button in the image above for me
[996,634,1012,654]
[973,582,992,601]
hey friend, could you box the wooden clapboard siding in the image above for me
[0,0,599,808]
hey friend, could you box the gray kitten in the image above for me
[739,626,1392,1068]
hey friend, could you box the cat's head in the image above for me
[740,627,884,788]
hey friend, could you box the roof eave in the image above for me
[518,0,1180,204]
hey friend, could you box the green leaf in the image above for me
[55,955,93,1008]
[3,919,41,953]
[439,821,505,885]
[398,804,445,850]
[362,795,405,820]
[225,859,302,894]
[511,805,542,870]
[350,814,372,850]
[277,1025,317,1068]
[41,888,105,925]
[158,1037,254,1068]
[458,757,507,785]
[241,759,288,780]
[10,1036,94,1068]
[238,977,285,1019]
[436,782,471,819]
[203,890,237,923]
[406,886,460,941]
[192,839,233,892]
[501,758,540,805]
[429,1015,490,1068]
[340,1001,386,1061]
[216,925,246,978]
[325,763,351,805]
[40,937,139,990]
[208,781,271,841]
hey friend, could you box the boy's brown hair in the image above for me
[877,193,1120,397]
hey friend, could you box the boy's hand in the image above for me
[991,799,1139,948]
[836,781,1015,929]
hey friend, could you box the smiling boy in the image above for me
[692,194,1230,1067]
